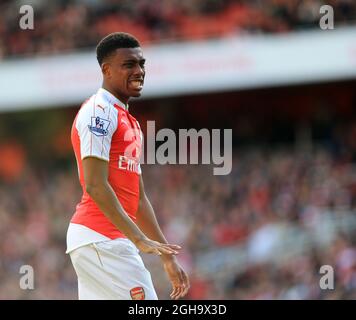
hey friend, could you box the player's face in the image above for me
[104,47,146,102]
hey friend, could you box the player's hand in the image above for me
[134,237,181,256]
[162,258,190,300]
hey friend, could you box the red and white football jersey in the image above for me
[67,88,142,253]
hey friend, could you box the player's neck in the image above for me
[102,83,129,107]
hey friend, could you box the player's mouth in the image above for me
[128,79,144,91]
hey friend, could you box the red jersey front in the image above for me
[70,88,142,240]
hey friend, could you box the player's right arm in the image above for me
[77,101,179,256]
[83,157,180,256]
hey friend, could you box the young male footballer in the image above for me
[66,32,190,300]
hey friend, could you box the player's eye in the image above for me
[123,63,134,68]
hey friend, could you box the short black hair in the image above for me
[96,32,140,65]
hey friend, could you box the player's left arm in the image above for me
[136,175,190,300]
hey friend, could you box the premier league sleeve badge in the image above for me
[88,116,111,136]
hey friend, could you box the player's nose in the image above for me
[133,64,144,77]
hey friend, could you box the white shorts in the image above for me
[69,238,158,300]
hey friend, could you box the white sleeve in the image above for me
[76,101,118,161]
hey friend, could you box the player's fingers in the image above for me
[173,288,183,300]
[178,283,187,300]
[175,283,186,300]
[172,272,185,300]
[170,284,180,299]
[171,276,183,299]
[157,245,179,255]
[172,286,183,300]
[177,276,188,299]
[170,290,178,300]
[163,244,182,250]
[159,243,181,252]
[174,270,190,300]
[180,287,188,299]
[149,246,178,257]
[180,272,190,298]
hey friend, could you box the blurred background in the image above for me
[1,0,356,299]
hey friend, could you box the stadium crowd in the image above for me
[0,0,355,59]
[0,141,356,299]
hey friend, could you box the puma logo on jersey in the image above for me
[96,104,105,112]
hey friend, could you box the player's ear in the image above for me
[101,62,111,78]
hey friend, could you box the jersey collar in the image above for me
[98,88,129,111]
